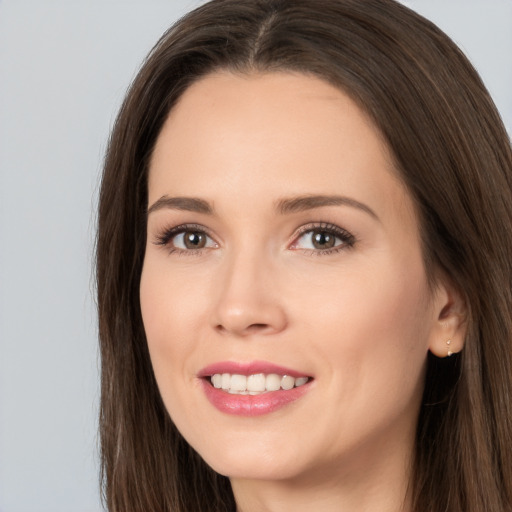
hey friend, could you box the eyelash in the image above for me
[153,222,356,256]
[153,223,215,255]
[291,222,356,256]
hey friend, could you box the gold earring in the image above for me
[446,339,453,357]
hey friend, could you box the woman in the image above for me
[96,0,512,510]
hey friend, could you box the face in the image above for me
[140,72,445,486]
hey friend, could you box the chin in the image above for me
[192,434,308,481]
[207,456,303,482]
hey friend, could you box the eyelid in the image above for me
[153,223,217,250]
[152,221,355,255]
[289,222,356,252]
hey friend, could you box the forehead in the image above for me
[148,71,410,222]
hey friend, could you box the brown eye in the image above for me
[160,227,217,251]
[311,230,336,249]
[291,224,355,253]
[183,231,207,249]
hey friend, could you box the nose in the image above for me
[211,248,288,338]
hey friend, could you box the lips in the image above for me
[198,361,313,416]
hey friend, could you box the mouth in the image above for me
[198,361,313,416]
[208,373,310,395]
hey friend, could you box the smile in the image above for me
[210,373,310,394]
[199,362,313,416]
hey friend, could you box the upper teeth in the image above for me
[210,373,309,394]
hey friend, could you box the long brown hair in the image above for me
[96,0,512,510]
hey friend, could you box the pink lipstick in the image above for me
[198,361,313,416]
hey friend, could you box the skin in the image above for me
[140,72,465,512]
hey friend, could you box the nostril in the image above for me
[246,323,271,334]
[215,322,271,335]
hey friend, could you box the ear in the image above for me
[428,277,467,358]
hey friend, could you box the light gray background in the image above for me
[0,1,510,511]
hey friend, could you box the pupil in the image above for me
[184,232,205,249]
[312,231,335,249]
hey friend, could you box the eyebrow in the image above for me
[276,194,379,220]
[147,193,378,220]
[147,196,214,215]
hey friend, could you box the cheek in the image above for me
[139,258,200,392]
[140,252,210,344]
[292,253,432,409]
[294,255,430,339]
[139,263,201,445]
